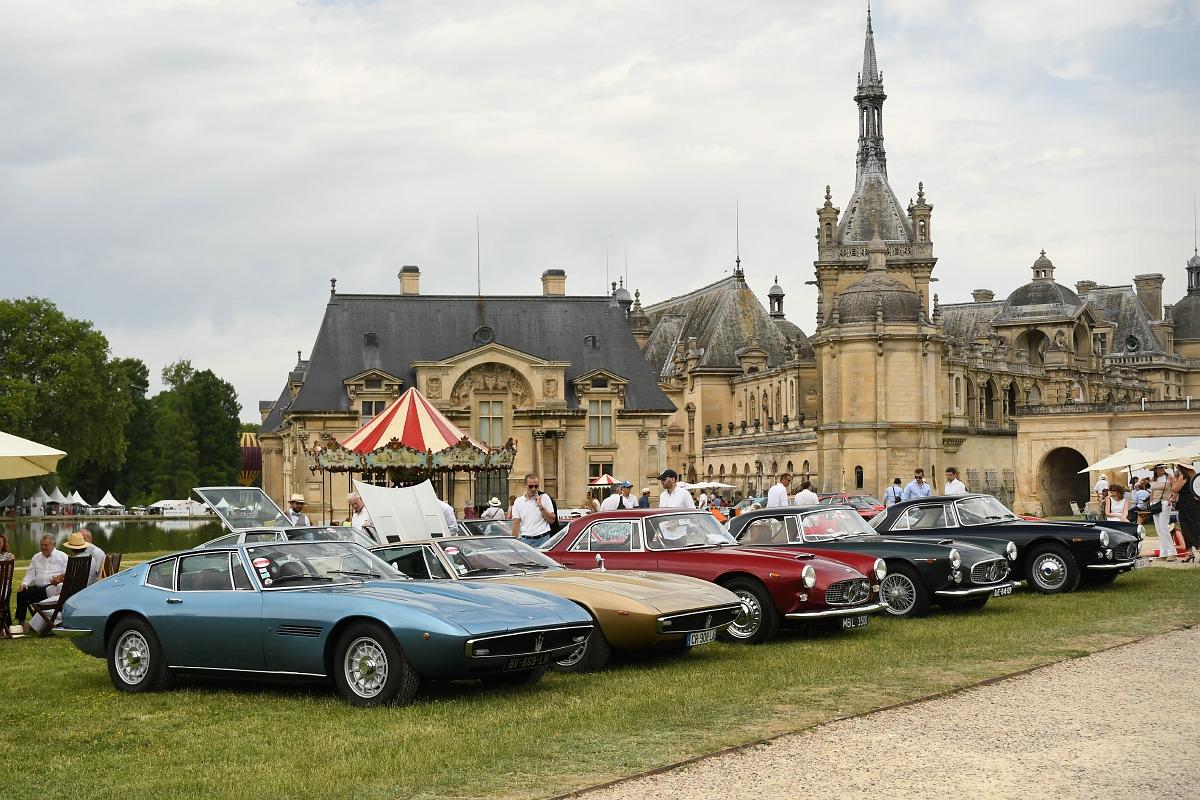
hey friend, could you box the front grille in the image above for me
[658,604,742,634]
[825,578,871,605]
[1113,542,1138,560]
[969,559,1010,584]
[276,624,322,638]
[466,625,592,658]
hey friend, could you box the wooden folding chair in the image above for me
[30,556,91,638]
[99,553,123,579]
[0,559,14,640]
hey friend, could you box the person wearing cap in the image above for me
[638,488,651,508]
[283,494,311,526]
[481,497,506,520]
[653,469,695,549]
[766,472,792,508]
[600,481,638,511]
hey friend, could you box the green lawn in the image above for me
[3,568,1198,800]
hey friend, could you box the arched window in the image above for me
[824,222,832,244]
[954,376,962,411]
[1027,384,1042,405]
[854,465,864,489]
[707,464,714,477]
[786,461,794,473]
[802,459,811,479]
[750,395,758,423]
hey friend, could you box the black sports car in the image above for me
[870,493,1146,594]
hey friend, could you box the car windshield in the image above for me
[436,537,563,576]
[847,495,882,509]
[194,487,287,531]
[285,526,377,548]
[646,513,737,550]
[795,508,877,541]
[457,519,515,538]
[245,542,402,588]
[955,495,1017,525]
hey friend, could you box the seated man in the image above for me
[15,534,67,634]
[77,529,106,585]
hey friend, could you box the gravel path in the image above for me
[580,626,1200,800]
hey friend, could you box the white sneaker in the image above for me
[8,625,23,635]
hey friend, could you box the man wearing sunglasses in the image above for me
[901,468,933,502]
[511,472,558,547]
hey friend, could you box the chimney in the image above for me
[1075,280,1097,297]
[541,269,566,296]
[971,289,994,303]
[399,265,420,295]
[1133,273,1164,320]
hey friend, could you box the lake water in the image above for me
[2,518,225,560]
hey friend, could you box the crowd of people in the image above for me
[1094,462,1199,562]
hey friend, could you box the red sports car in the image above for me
[818,492,886,519]
[541,509,886,643]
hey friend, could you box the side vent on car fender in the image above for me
[277,625,323,638]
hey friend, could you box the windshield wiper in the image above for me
[461,567,512,576]
[327,570,382,579]
[506,561,552,569]
[270,574,332,585]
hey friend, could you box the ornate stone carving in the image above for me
[543,378,557,398]
[427,376,442,399]
[450,363,532,408]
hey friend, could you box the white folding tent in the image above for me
[69,491,89,506]
[47,486,69,505]
[97,490,124,509]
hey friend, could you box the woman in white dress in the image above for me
[1148,465,1175,559]
[1104,485,1129,523]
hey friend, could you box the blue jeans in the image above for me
[520,531,556,549]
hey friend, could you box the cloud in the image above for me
[0,0,1197,417]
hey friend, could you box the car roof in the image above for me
[886,493,986,510]
[729,504,854,527]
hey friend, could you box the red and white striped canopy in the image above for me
[340,387,484,454]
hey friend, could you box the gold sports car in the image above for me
[370,536,744,672]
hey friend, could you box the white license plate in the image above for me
[1134,558,1152,569]
[992,585,1014,597]
[840,615,869,629]
[503,653,551,671]
[686,628,717,647]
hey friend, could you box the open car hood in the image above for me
[354,479,452,541]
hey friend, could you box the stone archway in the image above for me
[1038,447,1089,516]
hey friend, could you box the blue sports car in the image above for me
[60,541,593,706]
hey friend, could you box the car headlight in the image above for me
[1006,541,1017,561]
[1100,530,1110,548]
[802,564,816,589]
[873,558,887,580]
[1137,527,1145,541]
[949,548,961,570]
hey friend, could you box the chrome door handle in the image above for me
[166,597,183,604]
[561,561,576,567]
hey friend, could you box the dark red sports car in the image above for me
[541,509,886,643]
[817,492,886,520]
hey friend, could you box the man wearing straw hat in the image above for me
[481,497,506,520]
[282,494,311,526]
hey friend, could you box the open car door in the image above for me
[193,486,288,531]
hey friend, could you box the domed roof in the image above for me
[1174,294,1200,340]
[768,276,784,297]
[1004,280,1084,309]
[834,272,922,323]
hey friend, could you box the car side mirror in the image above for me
[594,553,606,571]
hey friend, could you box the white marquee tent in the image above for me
[47,486,69,505]
[97,490,124,509]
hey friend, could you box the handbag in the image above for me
[1147,501,1163,515]
[1126,506,1140,523]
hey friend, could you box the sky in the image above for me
[2,0,1199,420]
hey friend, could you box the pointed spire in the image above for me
[861,2,881,87]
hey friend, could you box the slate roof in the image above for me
[1174,294,1200,340]
[279,293,674,417]
[940,300,1003,345]
[834,272,922,323]
[642,275,813,377]
[1085,286,1166,354]
[259,384,292,434]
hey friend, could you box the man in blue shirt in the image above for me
[902,468,933,501]
[883,478,904,506]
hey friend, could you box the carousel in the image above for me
[311,387,516,523]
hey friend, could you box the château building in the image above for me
[260,11,1200,519]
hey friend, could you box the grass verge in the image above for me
[2,568,1198,800]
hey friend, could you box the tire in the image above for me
[718,578,781,644]
[332,621,420,707]
[878,563,931,618]
[106,617,175,693]
[1025,543,1081,594]
[943,593,990,611]
[554,626,612,673]
[1082,571,1119,586]
[482,667,547,689]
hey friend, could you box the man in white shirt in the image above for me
[901,468,933,501]
[697,490,709,510]
[437,498,458,531]
[282,494,312,526]
[766,473,792,508]
[943,467,968,495]
[793,480,819,506]
[347,492,373,531]
[511,473,557,547]
[16,534,67,629]
[1094,474,1109,503]
[481,497,506,520]
[600,481,638,511]
[654,469,695,549]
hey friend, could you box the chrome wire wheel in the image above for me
[115,630,150,685]
[555,641,588,668]
[880,573,917,616]
[344,636,389,699]
[727,590,763,639]
[1032,552,1068,591]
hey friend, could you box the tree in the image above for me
[152,390,199,499]
[184,369,242,486]
[0,298,135,484]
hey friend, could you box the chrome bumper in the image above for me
[785,601,887,620]
[935,581,1019,598]
[53,627,92,639]
[1086,560,1137,571]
